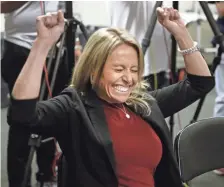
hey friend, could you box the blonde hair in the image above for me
[70,27,153,116]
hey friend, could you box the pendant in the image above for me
[126,114,130,119]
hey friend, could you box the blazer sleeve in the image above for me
[150,74,215,118]
[7,87,75,137]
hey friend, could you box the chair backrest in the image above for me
[174,117,224,182]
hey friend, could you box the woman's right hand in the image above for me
[36,10,65,48]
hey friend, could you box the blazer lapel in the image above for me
[83,90,117,174]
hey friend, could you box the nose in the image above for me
[122,71,132,85]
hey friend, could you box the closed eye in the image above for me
[114,69,123,73]
[131,69,138,73]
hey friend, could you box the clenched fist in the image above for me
[36,10,65,47]
[156,7,186,38]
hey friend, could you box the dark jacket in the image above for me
[7,74,214,187]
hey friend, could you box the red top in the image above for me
[103,103,163,187]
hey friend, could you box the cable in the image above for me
[39,1,53,99]
[43,65,53,98]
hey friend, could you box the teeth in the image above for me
[114,86,129,92]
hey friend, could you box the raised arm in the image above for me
[157,7,211,77]
[12,10,65,99]
[150,7,215,118]
[8,11,67,136]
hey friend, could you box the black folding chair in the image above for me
[174,117,224,185]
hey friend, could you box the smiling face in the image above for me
[95,44,139,103]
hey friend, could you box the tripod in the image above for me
[142,1,224,139]
[21,11,89,187]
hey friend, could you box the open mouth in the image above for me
[113,85,130,93]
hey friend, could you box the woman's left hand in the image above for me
[157,7,187,38]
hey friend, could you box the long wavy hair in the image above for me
[70,27,153,116]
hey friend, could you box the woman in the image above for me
[8,7,214,187]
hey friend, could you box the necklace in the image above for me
[113,104,130,119]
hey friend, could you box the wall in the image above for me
[73,1,110,26]
[71,1,218,26]
[0,1,218,31]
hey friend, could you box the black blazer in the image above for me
[8,74,214,187]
